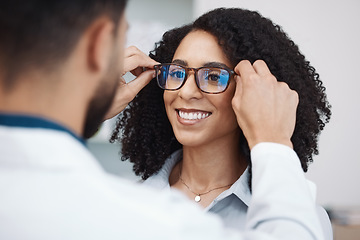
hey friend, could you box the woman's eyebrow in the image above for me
[203,62,231,69]
[171,59,231,69]
[172,59,188,66]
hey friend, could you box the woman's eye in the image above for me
[169,70,185,79]
[206,73,221,82]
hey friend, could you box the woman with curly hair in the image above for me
[111,7,332,237]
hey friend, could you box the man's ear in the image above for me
[86,18,115,74]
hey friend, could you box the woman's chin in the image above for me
[175,135,207,148]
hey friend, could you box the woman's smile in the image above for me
[176,108,212,125]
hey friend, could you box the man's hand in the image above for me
[232,60,299,149]
[104,46,159,120]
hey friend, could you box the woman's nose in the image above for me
[177,73,203,100]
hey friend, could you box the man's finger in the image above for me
[123,46,159,75]
[253,60,272,76]
[103,70,156,120]
[124,46,144,58]
[234,60,256,78]
[123,54,158,74]
[126,69,156,96]
[232,75,243,111]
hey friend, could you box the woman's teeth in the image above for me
[178,110,210,120]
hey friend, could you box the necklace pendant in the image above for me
[194,195,201,202]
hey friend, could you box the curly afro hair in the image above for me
[111,8,331,186]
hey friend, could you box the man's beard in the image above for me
[82,58,119,139]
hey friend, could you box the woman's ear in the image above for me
[86,17,115,74]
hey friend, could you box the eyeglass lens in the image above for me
[156,64,230,93]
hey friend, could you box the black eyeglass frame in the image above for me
[154,63,236,94]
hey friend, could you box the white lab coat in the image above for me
[0,120,324,240]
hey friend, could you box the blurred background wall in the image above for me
[89,0,360,210]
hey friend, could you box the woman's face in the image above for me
[163,30,240,147]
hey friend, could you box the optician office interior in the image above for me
[88,1,360,239]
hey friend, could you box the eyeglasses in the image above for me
[154,63,235,94]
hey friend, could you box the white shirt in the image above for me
[144,150,333,239]
[0,114,324,240]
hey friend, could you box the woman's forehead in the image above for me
[172,30,231,68]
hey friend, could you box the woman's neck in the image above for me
[169,132,247,207]
[181,142,246,189]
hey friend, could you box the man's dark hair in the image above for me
[0,0,127,89]
[111,8,332,189]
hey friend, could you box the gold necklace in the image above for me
[178,167,234,203]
